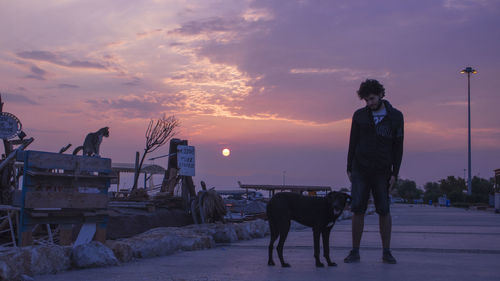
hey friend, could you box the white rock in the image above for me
[0,247,31,280]
[72,241,118,268]
[247,219,270,238]
[105,240,133,263]
[186,224,238,243]
[167,227,215,251]
[0,245,71,279]
[30,245,71,275]
[108,226,215,260]
[121,228,184,258]
[233,222,252,240]
[212,224,238,243]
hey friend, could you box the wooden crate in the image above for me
[18,150,112,246]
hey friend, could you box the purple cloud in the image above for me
[24,74,45,80]
[58,83,79,89]
[24,127,67,134]
[17,50,59,62]
[30,65,47,76]
[23,65,48,80]
[67,60,106,69]
[168,17,240,35]
[86,92,184,118]
[167,0,500,126]
[122,77,141,86]
[16,50,107,70]
[1,92,39,105]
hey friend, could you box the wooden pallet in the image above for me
[18,150,113,246]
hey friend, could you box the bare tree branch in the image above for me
[133,115,180,190]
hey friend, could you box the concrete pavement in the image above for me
[35,204,500,281]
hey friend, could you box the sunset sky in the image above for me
[1,0,499,190]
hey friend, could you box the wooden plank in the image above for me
[25,150,80,170]
[21,231,33,247]
[0,205,20,211]
[75,179,110,189]
[94,226,106,243]
[26,170,115,179]
[83,210,109,216]
[25,192,108,209]
[21,215,107,226]
[74,223,96,247]
[77,157,112,173]
[23,176,73,190]
[23,176,109,190]
[30,212,49,217]
[238,183,331,191]
[59,225,73,245]
[25,150,111,172]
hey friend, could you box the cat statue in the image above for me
[72,127,109,157]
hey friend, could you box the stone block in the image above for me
[72,241,119,268]
[105,240,133,263]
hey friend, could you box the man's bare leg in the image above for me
[352,213,365,248]
[379,214,391,249]
[345,213,364,263]
[379,213,397,263]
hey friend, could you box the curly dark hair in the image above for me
[357,79,385,99]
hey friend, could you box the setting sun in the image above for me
[222,148,231,157]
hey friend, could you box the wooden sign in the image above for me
[177,145,195,176]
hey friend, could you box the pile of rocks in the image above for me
[0,219,270,280]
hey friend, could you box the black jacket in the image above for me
[347,100,404,178]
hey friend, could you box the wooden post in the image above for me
[117,171,120,193]
[133,151,140,189]
[94,222,107,243]
[166,167,178,195]
[160,169,168,192]
[59,224,73,245]
[20,229,33,247]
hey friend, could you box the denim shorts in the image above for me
[350,169,391,215]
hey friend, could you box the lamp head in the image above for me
[461,66,477,74]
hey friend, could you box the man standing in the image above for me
[344,79,404,264]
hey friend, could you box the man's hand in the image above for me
[347,171,352,182]
[389,176,397,192]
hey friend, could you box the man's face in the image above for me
[364,94,382,110]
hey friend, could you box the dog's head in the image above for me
[326,191,352,218]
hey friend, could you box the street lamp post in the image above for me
[460,66,477,196]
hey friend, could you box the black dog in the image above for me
[267,191,351,267]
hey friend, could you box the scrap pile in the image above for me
[191,181,227,224]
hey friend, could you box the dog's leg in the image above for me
[322,227,337,266]
[313,228,324,267]
[276,221,291,267]
[268,221,279,266]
